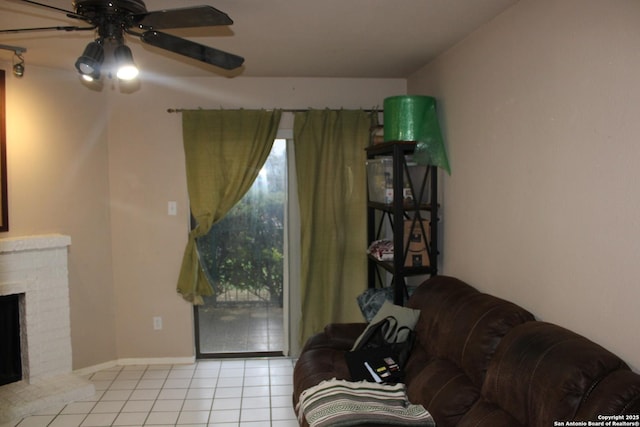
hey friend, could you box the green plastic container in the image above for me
[383,95,450,174]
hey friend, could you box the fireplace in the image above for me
[0,235,94,424]
[0,293,22,386]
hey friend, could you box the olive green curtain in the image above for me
[294,109,372,346]
[177,109,282,304]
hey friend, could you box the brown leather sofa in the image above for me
[293,275,640,426]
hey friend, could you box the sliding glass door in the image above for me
[194,139,287,357]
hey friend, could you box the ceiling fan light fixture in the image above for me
[114,44,139,80]
[1,2,243,85]
[75,41,104,80]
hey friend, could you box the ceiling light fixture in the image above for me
[13,52,25,78]
[0,2,243,87]
[0,44,27,78]
[114,44,139,81]
[73,39,139,83]
[75,40,104,81]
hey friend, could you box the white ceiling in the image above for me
[0,0,517,79]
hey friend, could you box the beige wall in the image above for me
[1,64,405,369]
[408,0,640,370]
[106,76,405,361]
[1,64,117,368]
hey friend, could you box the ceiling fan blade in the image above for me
[133,6,233,30]
[18,0,85,20]
[0,25,94,34]
[141,31,244,70]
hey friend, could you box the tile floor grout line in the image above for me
[12,358,297,427]
[136,364,152,427]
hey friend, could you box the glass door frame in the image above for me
[192,135,294,359]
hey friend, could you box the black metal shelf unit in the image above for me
[366,141,439,305]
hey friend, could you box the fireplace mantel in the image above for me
[0,234,71,253]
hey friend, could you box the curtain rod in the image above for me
[167,108,382,113]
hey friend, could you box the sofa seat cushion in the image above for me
[457,399,525,427]
[406,357,481,427]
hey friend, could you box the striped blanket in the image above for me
[296,378,435,427]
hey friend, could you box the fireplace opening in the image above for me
[0,294,22,386]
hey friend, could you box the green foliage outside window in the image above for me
[196,142,285,307]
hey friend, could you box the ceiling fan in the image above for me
[0,0,245,81]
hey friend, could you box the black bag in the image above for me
[346,316,416,383]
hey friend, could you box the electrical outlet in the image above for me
[153,316,163,330]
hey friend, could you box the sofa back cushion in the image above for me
[404,276,535,426]
[476,321,639,426]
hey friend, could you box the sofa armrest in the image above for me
[323,322,367,348]
[575,369,640,419]
[301,322,367,352]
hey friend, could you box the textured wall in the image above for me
[408,0,640,370]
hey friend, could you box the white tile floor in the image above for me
[8,358,298,427]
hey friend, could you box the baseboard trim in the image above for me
[74,356,196,376]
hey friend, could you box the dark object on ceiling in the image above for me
[0,0,244,80]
